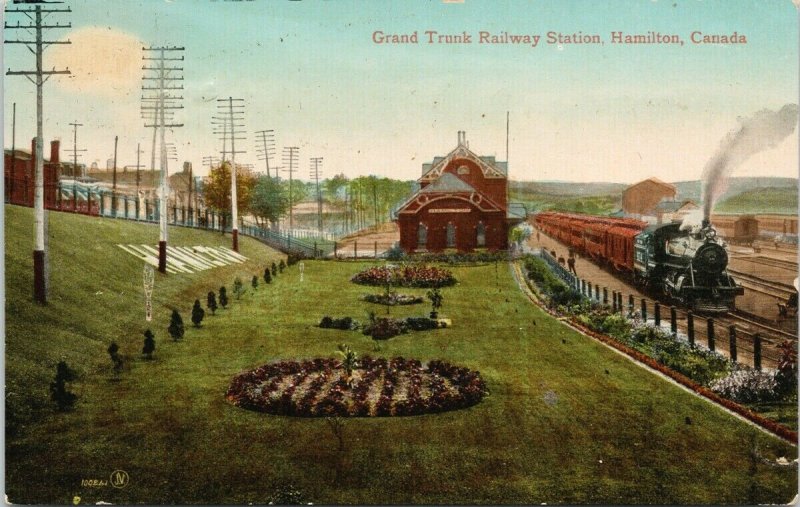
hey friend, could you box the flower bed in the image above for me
[351,265,456,288]
[516,258,798,443]
[226,357,487,417]
[361,293,424,306]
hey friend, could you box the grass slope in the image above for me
[5,206,798,504]
[716,186,798,215]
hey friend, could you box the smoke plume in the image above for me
[701,104,798,220]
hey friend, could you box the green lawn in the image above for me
[5,205,798,504]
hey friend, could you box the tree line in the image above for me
[202,162,413,233]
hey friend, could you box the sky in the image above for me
[2,0,798,183]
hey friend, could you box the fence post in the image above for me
[334,242,338,258]
[670,306,677,335]
[654,302,660,327]
[728,325,737,363]
[136,197,140,220]
[100,192,105,216]
[641,299,647,321]
[687,311,695,346]
[374,241,378,258]
[314,241,318,259]
[753,333,762,371]
[707,318,715,352]
[603,287,608,305]
[354,240,358,260]
[87,190,92,215]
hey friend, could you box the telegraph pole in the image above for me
[282,147,299,232]
[111,135,118,217]
[5,1,72,304]
[65,121,85,209]
[142,46,185,273]
[213,97,246,251]
[255,129,275,178]
[9,103,16,202]
[310,157,323,234]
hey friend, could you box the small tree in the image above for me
[50,361,77,411]
[142,329,156,359]
[168,309,185,342]
[264,267,272,284]
[279,259,286,273]
[207,291,218,315]
[191,299,205,327]
[233,277,244,300]
[271,262,278,277]
[219,286,229,309]
[251,275,258,290]
[108,341,123,375]
[336,343,358,384]
[426,288,444,319]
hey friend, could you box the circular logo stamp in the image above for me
[109,470,130,489]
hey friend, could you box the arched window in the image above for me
[417,222,427,248]
[476,222,486,247]
[446,223,456,248]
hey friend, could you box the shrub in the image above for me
[233,277,244,300]
[385,244,406,261]
[426,288,443,316]
[219,286,228,309]
[264,267,272,284]
[252,275,259,290]
[142,329,155,359]
[711,369,780,404]
[404,317,439,331]
[50,361,77,411]
[207,291,218,315]
[319,316,357,330]
[363,317,407,340]
[168,310,185,342]
[279,259,286,272]
[271,262,278,277]
[108,342,123,374]
[191,299,205,327]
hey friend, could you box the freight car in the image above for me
[534,212,743,313]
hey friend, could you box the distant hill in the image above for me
[672,177,798,203]
[510,180,627,197]
[715,186,798,214]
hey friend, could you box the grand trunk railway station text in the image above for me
[372,30,748,47]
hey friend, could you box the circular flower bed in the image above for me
[226,356,487,417]
[361,293,424,306]
[351,265,456,288]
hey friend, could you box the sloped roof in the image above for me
[419,172,476,194]
[420,143,507,181]
[507,202,527,220]
[626,177,676,193]
[654,199,697,212]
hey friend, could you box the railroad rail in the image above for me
[728,268,795,299]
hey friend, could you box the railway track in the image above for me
[738,255,798,271]
[728,268,795,299]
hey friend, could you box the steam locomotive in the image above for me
[535,212,744,313]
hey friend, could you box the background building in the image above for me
[395,131,525,252]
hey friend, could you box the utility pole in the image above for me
[5,1,72,304]
[309,157,323,234]
[111,135,118,217]
[213,97,246,251]
[9,103,16,203]
[142,46,185,273]
[282,147,299,232]
[255,129,276,178]
[65,121,85,209]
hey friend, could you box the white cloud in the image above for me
[48,27,144,98]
